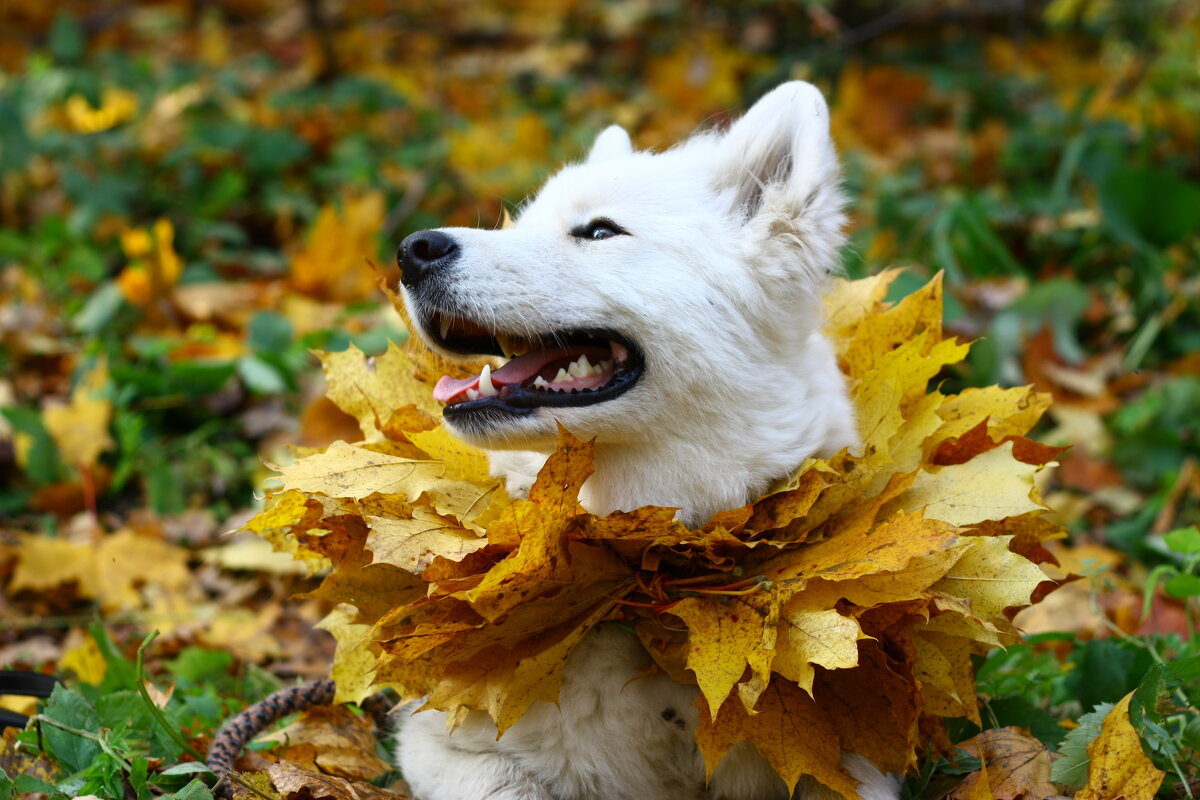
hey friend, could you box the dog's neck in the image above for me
[579,439,763,528]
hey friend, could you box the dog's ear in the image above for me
[587,125,634,163]
[710,82,843,235]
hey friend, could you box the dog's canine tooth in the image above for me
[479,363,497,397]
[439,316,452,340]
[611,340,629,364]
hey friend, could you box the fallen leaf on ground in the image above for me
[1077,693,1165,800]
[948,727,1059,799]
[10,528,191,611]
[262,706,392,781]
[266,759,409,800]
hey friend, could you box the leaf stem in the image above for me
[683,586,765,597]
[135,630,207,761]
[609,596,677,610]
[31,715,132,771]
[1164,750,1194,799]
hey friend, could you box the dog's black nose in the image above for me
[397,230,459,289]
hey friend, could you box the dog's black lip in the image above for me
[421,320,645,418]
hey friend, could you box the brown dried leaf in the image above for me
[696,678,859,798]
[266,759,408,800]
[262,706,392,781]
[948,727,1059,800]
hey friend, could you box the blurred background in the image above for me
[0,0,1198,795]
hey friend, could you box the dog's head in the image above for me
[397,82,848,453]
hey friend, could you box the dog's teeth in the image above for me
[554,367,570,383]
[592,359,613,376]
[611,341,629,364]
[439,316,452,340]
[496,333,533,358]
[478,363,497,397]
[568,354,591,378]
[533,375,549,389]
[466,388,479,400]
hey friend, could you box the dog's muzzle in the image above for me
[395,229,645,424]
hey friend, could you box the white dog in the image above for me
[394,82,902,800]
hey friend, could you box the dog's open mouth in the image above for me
[426,313,643,416]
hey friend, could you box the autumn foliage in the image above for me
[247,271,1066,795]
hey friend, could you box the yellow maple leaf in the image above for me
[42,363,113,470]
[897,442,1048,526]
[929,536,1048,623]
[316,604,387,705]
[407,426,494,487]
[58,633,109,685]
[912,630,981,724]
[241,490,333,572]
[317,342,441,441]
[773,601,868,697]
[671,594,777,718]
[1077,693,1166,800]
[696,678,859,797]
[935,384,1051,443]
[272,440,499,526]
[290,192,385,303]
[11,528,190,612]
[364,497,487,572]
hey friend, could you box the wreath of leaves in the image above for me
[246,271,1064,798]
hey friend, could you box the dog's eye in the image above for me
[571,219,627,241]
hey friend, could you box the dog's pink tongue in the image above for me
[433,346,612,405]
[432,351,555,404]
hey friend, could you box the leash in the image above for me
[0,670,59,731]
[206,680,395,797]
[3,669,395,795]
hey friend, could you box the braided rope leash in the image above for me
[207,679,395,797]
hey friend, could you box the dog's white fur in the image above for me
[396,82,902,800]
